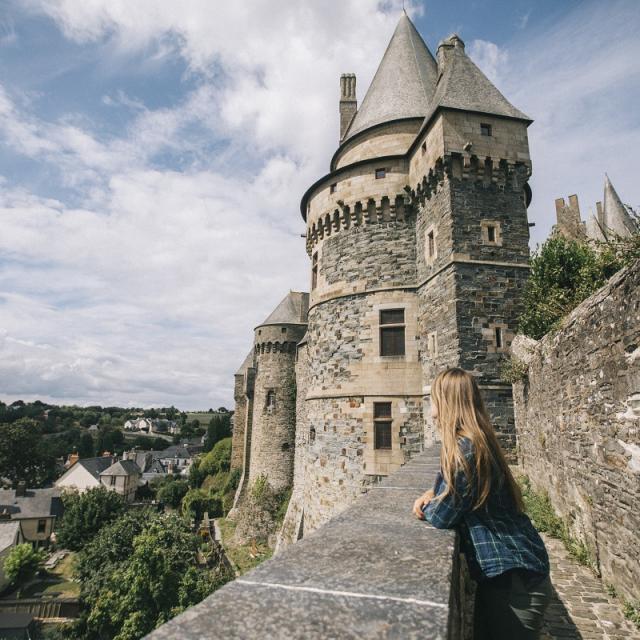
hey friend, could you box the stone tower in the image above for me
[231,292,309,504]
[278,14,534,540]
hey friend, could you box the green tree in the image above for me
[0,419,57,487]
[56,487,126,551]
[4,544,46,593]
[75,512,231,640]
[518,236,625,339]
[199,438,232,476]
[181,488,222,522]
[157,479,189,509]
[203,414,231,452]
[78,433,95,458]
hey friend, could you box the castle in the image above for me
[230,13,543,543]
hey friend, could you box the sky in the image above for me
[0,0,638,410]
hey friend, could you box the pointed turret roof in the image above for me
[235,350,254,376]
[585,211,607,242]
[259,291,309,326]
[344,13,438,140]
[603,174,637,238]
[420,34,530,131]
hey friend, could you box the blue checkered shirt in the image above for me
[422,437,549,582]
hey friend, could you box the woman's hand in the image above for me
[413,489,435,520]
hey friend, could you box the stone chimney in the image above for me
[437,34,464,72]
[339,73,357,141]
[15,481,27,497]
[67,450,80,468]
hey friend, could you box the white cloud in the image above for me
[467,39,509,85]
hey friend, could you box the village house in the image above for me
[0,485,63,548]
[54,455,141,502]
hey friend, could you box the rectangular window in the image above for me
[375,168,386,179]
[481,123,492,136]
[374,402,392,450]
[330,183,337,194]
[311,252,318,290]
[428,230,435,257]
[37,519,46,534]
[110,476,116,486]
[266,390,276,411]
[421,141,427,155]
[495,327,503,348]
[487,225,496,242]
[380,309,405,357]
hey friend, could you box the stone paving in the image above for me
[541,534,640,640]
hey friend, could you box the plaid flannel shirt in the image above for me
[422,437,549,582]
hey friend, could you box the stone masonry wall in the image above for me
[231,373,247,471]
[511,258,640,602]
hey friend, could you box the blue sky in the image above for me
[0,0,638,409]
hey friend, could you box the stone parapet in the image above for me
[145,445,472,640]
[511,258,640,603]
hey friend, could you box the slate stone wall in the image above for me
[511,259,640,602]
[231,374,248,471]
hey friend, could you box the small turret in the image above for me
[339,74,357,141]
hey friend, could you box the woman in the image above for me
[413,367,551,640]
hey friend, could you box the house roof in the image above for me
[419,34,530,135]
[259,291,309,327]
[154,445,193,460]
[0,612,35,630]
[100,460,141,477]
[0,488,63,520]
[0,521,20,554]
[344,13,438,140]
[74,456,118,480]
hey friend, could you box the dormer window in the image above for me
[375,168,386,179]
[481,123,492,136]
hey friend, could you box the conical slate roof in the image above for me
[344,13,438,140]
[235,350,254,376]
[603,174,637,238]
[259,291,309,326]
[421,34,530,130]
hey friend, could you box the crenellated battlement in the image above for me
[410,154,531,206]
[254,340,298,355]
[306,193,413,254]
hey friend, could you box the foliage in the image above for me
[203,414,232,453]
[0,418,58,487]
[623,600,640,630]
[157,479,189,508]
[95,426,124,455]
[56,486,126,551]
[217,516,272,575]
[518,475,596,571]
[499,356,529,384]
[73,511,232,640]
[517,235,627,339]
[3,543,46,589]
[181,488,222,522]
[199,438,232,476]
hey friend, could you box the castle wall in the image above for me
[511,258,640,603]
[334,119,422,169]
[248,324,306,491]
[231,373,247,471]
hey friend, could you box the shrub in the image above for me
[4,544,46,590]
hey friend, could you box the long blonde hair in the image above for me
[431,367,523,512]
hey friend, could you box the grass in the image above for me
[518,475,596,572]
[622,600,640,630]
[217,517,273,575]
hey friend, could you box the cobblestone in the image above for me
[541,534,640,640]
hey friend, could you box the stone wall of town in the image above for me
[511,258,640,602]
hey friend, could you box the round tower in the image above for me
[247,292,308,492]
